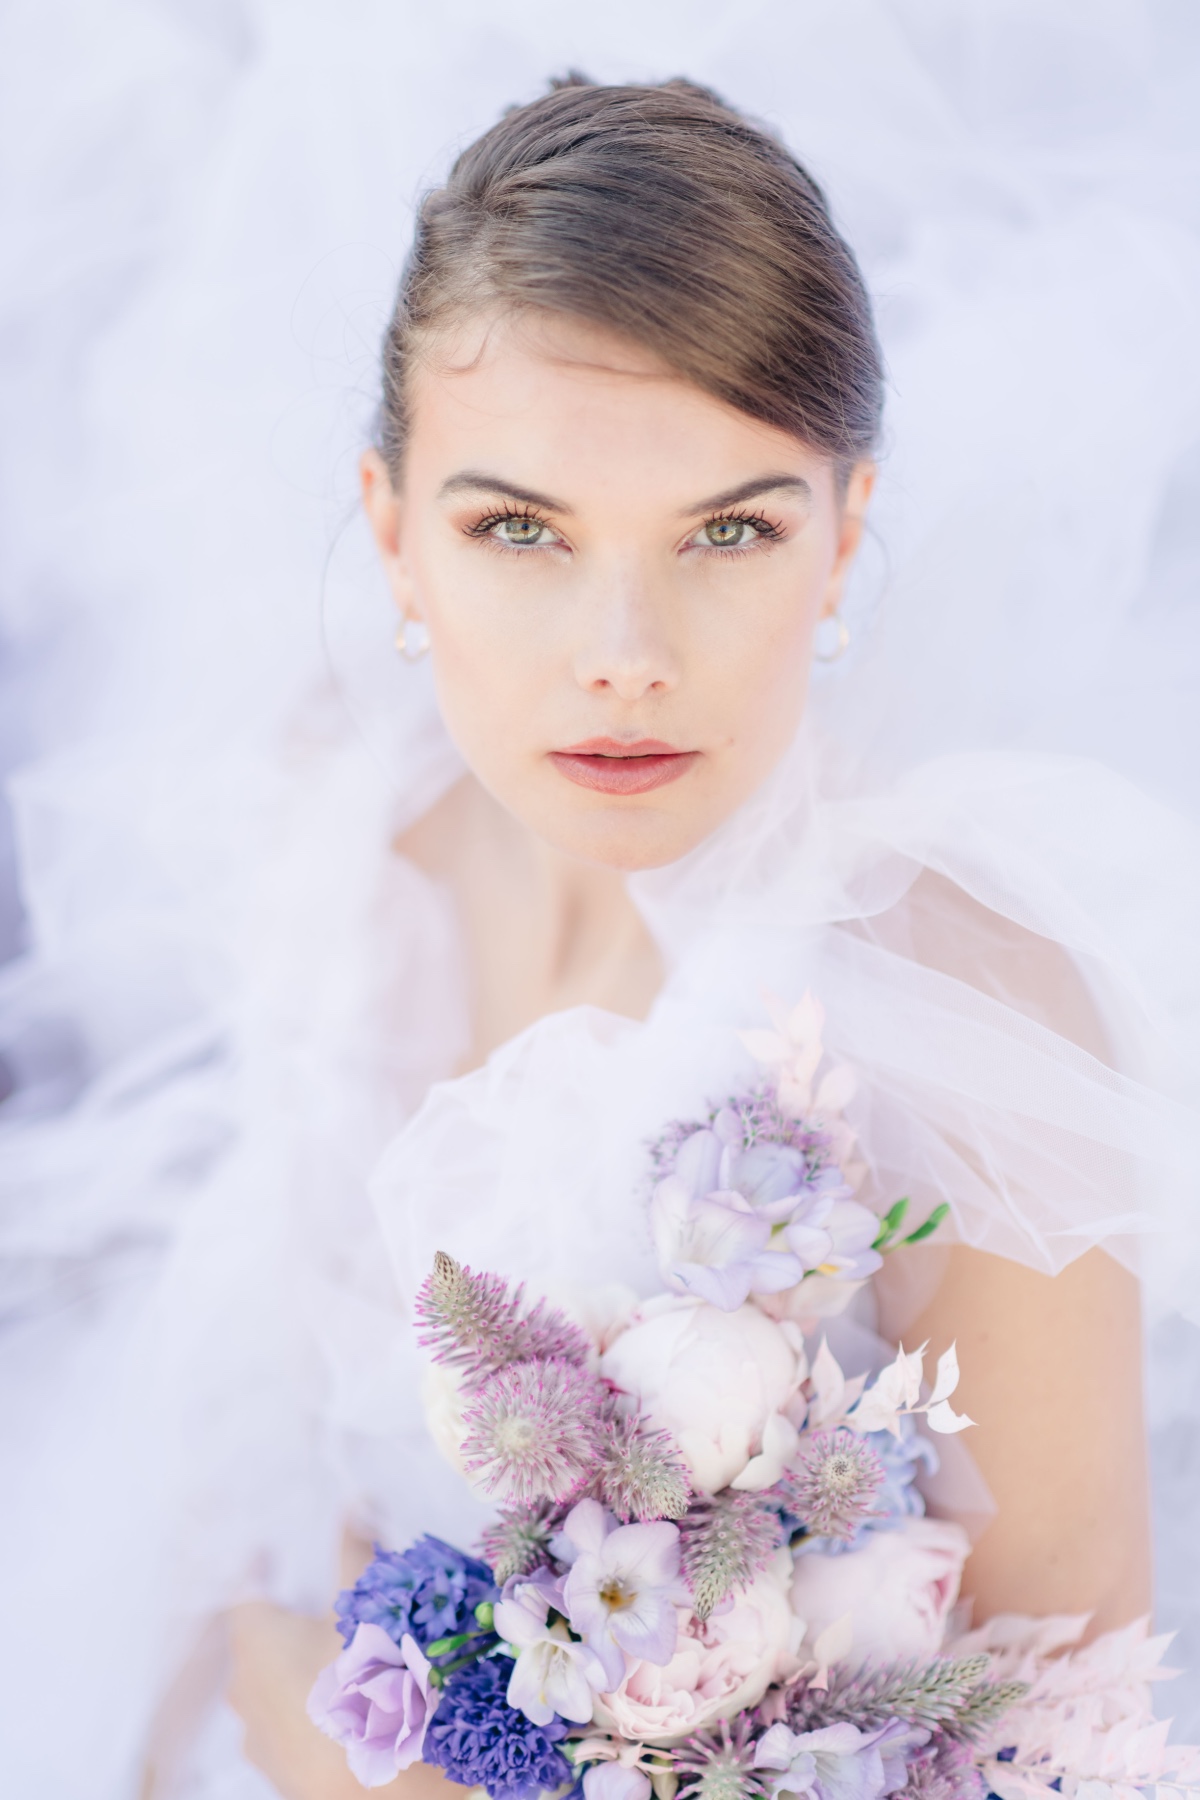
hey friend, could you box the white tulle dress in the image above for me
[3,4,1200,1797]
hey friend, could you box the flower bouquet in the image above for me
[310,998,1200,1800]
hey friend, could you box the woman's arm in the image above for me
[226,1601,459,1800]
[877,1240,1151,1633]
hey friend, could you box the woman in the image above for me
[3,57,1198,1800]
[214,79,1166,1797]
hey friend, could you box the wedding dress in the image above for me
[3,3,1200,1797]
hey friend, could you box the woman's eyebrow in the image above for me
[682,474,812,514]
[438,470,574,513]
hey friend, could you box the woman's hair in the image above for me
[379,77,882,478]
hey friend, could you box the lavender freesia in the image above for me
[307,1624,436,1787]
[651,1104,878,1312]
[495,1566,609,1725]
[558,1497,685,1687]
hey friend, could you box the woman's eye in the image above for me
[705,518,753,547]
[493,515,556,547]
[692,516,775,551]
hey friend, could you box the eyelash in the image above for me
[464,504,549,541]
[463,503,786,553]
[699,509,784,552]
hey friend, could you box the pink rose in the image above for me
[307,1623,436,1787]
[593,1551,797,1745]
[790,1517,970,1663]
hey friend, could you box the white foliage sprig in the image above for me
[806,1336,975,1438]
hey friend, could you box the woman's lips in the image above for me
[548,738,700,796]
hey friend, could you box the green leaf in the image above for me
[902,1202,950,1245]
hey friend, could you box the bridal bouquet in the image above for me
[310,999,1200,1800]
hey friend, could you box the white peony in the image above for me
[593,1550,799,1745]
[600,1296,802,1495]
[420,1361,470,1475]
[790,1516,970,1663]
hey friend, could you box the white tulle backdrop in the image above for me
[2,2,1200,1790]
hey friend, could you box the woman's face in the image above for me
[363,312,873,871]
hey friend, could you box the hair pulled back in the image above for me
[380,77,882,476]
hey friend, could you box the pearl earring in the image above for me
[394,618,431,661]
[813,612,850,662]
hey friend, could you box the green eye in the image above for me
[497,516,545,545]
[704,518,751,547]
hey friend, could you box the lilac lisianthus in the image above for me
[494,1566,609,1725]
[754,1719,926,1800]
[558,1497,686,1688]
[307,1623,436,1787]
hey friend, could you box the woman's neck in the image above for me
[396,774,664,1071]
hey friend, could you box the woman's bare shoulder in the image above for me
[853,867,1111,1063]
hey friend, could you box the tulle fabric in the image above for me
[2,2,1200,1795]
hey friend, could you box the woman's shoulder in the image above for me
[846,867,1111,1064]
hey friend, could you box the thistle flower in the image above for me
[478,1502,560,1585]
[599,1413,692,1522]
[895,1730,985,1800]
[678,1492,783,1620]
[781,1430,885,1543]
[462,1358,605,1506]
[675,1718,769,1800]
[415,1252,592,1390]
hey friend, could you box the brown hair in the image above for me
[379,77,882,477]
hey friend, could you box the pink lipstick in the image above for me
[548,737,699,796]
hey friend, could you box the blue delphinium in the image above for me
[422,1653,577,1800]
[335,1535,497,1656]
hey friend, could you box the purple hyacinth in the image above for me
[335,1537,497,1658]
[422,1653,576,1800]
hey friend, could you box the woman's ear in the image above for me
[820,459,875,619]
[361,448,423,621]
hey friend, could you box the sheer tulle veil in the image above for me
[3,3,1200,1792]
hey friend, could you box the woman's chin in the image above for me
[530,800,722,872]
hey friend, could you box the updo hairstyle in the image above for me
[379,76,883,482]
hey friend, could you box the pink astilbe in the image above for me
[461,1358,606,1506]
[415,1251,591,1390]
[780,1428,885,1542]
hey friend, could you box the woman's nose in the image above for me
[571,569,681,702]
